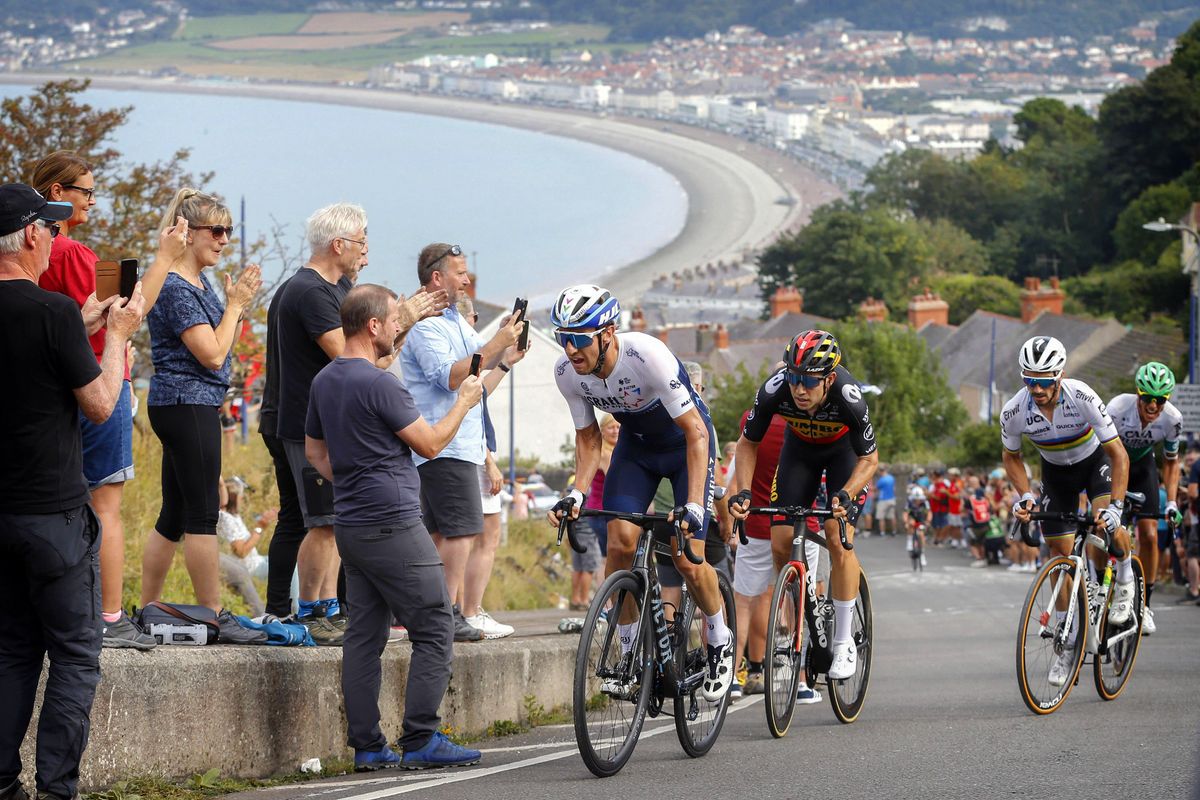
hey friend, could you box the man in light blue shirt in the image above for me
[399,243,522,641]
[874,465,896,536]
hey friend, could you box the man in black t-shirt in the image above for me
[0,184,145,800]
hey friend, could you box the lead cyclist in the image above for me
[545,285,734,702]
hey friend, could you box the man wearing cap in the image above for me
[0,185,145,800]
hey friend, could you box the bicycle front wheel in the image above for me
[1015,556,1086,715]
[573,570,651,778]
[1094,556,1145,701]
[674,571,736,757]
[763,563,803,738]
[828,569,873,724]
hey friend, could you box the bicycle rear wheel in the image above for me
[763,563,803,738]
[573,570,652,777]
[674,572,736,757]
[1094,556,1145,701]
[828,569,873,724]
[1015,556,1086,715]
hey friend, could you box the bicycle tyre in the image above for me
[1015,556,1087,715]
[1094,556,1145,701]
[763,563,803,738]
[573,570,652,778]
[674,571,736,757]
[828,568,873,724]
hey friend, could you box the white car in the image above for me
[522,483,561,513]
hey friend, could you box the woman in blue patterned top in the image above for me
[143,188,262,616]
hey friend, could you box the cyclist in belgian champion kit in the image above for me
[1106,361,1183,635]
[1001,336,1134,687]
[546,285,734,701]
[728,330,879,681]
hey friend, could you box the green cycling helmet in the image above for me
[1135,361,1175,397]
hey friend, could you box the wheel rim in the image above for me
[765,567,801,735]
[1016,558,1084,714]
[674,577,734,755]
[830,571,872,721]
[1094,558,1144,700]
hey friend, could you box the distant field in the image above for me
[212,32,405,51]
[176,13,310,41]
[298,11,469,34]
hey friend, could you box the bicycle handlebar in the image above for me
[553,505,705,565]
[1007,490,1155,552]
[553,499,589,554]
[732,506,851,550]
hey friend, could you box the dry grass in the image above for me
[297,11,469,34]
[209,32,404,51]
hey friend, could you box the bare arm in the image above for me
[73,288,145,423]
[396,376,483,459]
[1003,450,1031,497]
[179,265,262,370]
[571,423,604,496]
[304,436,333,482]
[729,435,760,518]
[1101,438,1129,503]
[673,406,710,508]
[447,315,522,390]
[315,327,346,361]
[838,450,880,501]
[140,216,189,311]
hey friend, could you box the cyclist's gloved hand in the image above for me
[1099,499,1123,536]
[1012,491,1035,521]
[830,489,852,513]
[1166,500,1182,526]
[674,502,705,534]
[729,489,752,516]
[550,489,585,523]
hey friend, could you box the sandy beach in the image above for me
[3,73,841,302]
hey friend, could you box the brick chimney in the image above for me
[466,271,477,299]
[858,297,888,323]
[1020,276,1064,323]
[696,322,713,353]
[770,286,803,319]
[907,289,949,329]
[655,327,670,345]
[714,323,729,349]
[629,307,647,332]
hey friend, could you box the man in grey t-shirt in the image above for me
[305,284,483,771]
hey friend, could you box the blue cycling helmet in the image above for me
[551,284,620,330]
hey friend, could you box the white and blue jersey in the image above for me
[554,332,716,536]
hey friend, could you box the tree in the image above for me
[707,361,773,447]
[1112,180,1196,265]
[917,218,989,275]
[927,274,1021,325]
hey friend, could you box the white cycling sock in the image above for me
[832,599,856,645]
[705,609,730,647]
[618,622,639,655]
[804,539,820,577]
[1055,608,1078,645]
[1115,556,1133,584]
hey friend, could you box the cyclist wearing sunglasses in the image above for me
[1105,362,1182,634]
[728,329,879,681]
[547,284,734,702]
[1001,336,1135,682]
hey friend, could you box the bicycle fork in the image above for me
[1041,555,1086,654]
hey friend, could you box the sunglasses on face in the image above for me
[193,224,236,239]
[555,328,603,349]
[36,219,61,239]
[1138,392,1170,406]
[1022,375,1059,390]
[787,372,825,389]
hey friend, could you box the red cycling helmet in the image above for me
[785,330,842,376]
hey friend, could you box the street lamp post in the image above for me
[1143,216,1200,383]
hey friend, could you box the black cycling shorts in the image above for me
[1039,447,1112,537]
[1128,454,1161,519]
[771,435,866,527]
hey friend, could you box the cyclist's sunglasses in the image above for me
[787,372,825,389]
[554,328,603,349]
[1137,392,1170,406]
[1021,374,1060,389]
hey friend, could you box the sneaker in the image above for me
[828,640,857,681]
[464,608,514,640]
[920,555,927,567]
[1142,607,1156,635]
[729,680,743,702]
[453,605,484,642]
[1176,590,1200,604]
[796,682,823,704]
[327,612,349,632]
[389,625,408,643]
[1006,562,1024,572]
[1108,581,1136,626]
[0,779,30,800]
[401,731,481,770]
[102,610,156,650]
[601,651,636,698]
[298,614,344,646]
[701,634,734,701]
[743,671,765,695]
[1048,649,1075,687]
[355,744,401,772]
[970,559,987,568]
[217,610,268,645]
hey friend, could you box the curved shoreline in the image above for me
[2,73,841,303]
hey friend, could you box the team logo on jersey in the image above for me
[669,379,681,390]
[765,372,787,394]
[863,424,874,441]
[581,382,592,395]
[625,347,645,363]
[842,384,862,404]
[556,362,567,376]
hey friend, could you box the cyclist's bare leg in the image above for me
[605,518,642,625]
[770,523,797,573]
[671,537,722,616]
[825,518,860,601]
[1135,518,1159,601]
[1045,534,1075,612]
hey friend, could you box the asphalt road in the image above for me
[231,536,1200,800]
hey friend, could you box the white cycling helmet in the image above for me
[907,484,925,500]
[550,284,620,330]
[1018,335,1067,374]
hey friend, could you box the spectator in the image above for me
[946,467,966,548]
[929,467,950,544]
[304,284,483,770]
[140,189,261,633]
[216,476,270,616]
[1183,451,1200,603]
[457,295,526,638]
[31,151,180,651]
[0,184,143,800]
[873,464,895,537]
[272,202,368,644]
[965,475,991,567]
[398,243,522,642]
[572,413,619,610]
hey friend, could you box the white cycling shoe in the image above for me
[1048,650,1075,687]
[828,640,858,681]
[1107,581,1136,626]
[701,635,735,701]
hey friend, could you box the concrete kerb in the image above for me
[19,632,579,791]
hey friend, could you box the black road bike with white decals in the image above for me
[734,506,873,737]
[555,506,736,777]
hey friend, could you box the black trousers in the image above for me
[262,432,306,617]
[0,505,101,800]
